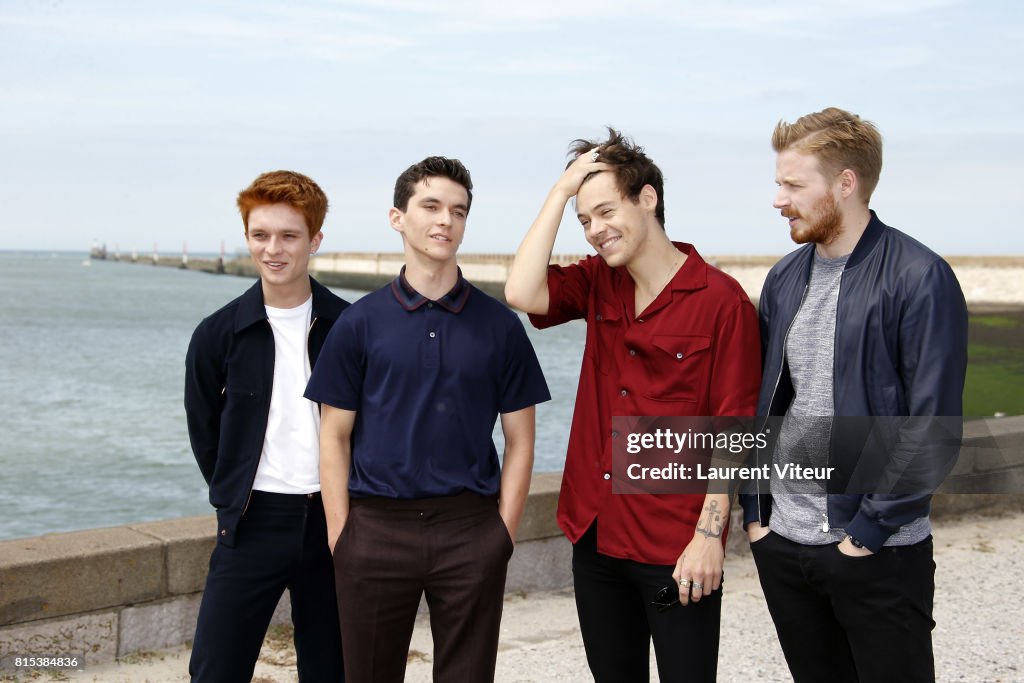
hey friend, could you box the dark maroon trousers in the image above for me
[332,492,514,683]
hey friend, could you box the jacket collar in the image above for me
[234,276,345,332]
[390,266,471,313]
[846,210,886,269]
[791,210,888,280]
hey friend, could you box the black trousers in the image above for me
[572,524,721,683]
[190,491,344,683]
[333,492,513,683]
[750,531,935,683]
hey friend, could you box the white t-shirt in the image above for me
[252,296,321,494]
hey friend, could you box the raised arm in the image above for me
[505,152,608,314]
[320,404,356,553]
[497,405,537,542]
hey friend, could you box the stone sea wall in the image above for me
[2,416,1023,669]
[106,252,1024,306]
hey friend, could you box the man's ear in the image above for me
[388,207,404,234]
[309,231,323,254]
[639,184,659,211]
[837,169,858,200]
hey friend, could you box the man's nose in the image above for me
[772,189,788,210]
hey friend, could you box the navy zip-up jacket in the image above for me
[738,212,968,551]
[184,277,349,546]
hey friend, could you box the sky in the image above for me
[1,0,1022,257]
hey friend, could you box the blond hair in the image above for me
[772,107,883,204]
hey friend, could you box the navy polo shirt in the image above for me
[305,269,550,499]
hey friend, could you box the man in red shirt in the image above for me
[506,129,761,682]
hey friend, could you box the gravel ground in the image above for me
[40,510,1024,683]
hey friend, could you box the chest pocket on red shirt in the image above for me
[643,334,711,403]
[590,300,624,376]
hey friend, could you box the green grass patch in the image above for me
[970,315,1022,329]
[964,362,1024,416]
[968,343,1024,363]
[963,310,1024,416]
[964,340,1024,417]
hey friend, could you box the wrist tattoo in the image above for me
[696,500,724,539]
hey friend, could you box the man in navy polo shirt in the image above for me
[305,156,550,682]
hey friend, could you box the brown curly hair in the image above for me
[568,127,665,228]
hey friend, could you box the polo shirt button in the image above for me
[596,314,603,321]
[637,318,645,323]
[628,349,636,356]
[429,331,436,338]
[611,430,618,438]
[603,473,611,480]
[620,389,628,397]
[676,352,684,359]
[220,529,227,536]
[427,302,434,308]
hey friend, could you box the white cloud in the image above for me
[333,0,963,34]
[0,4,411,64]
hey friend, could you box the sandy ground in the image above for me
[718,264,1024,307]
[10,509,1017,683]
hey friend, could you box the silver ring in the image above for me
[590,150,600,162]
[678,578,690,587]
[692,582,704,591]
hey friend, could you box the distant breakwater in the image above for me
[95,251,1024,307]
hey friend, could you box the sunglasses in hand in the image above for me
[650,583,682,613]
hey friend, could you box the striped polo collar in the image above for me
[390,266,471,313]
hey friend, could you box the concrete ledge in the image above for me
[0,472,573,667]
[118,595,201,658]
[0,527,164,626]
[2,416,1023,667]
[127,516,216,596]
[0,610,119,666]
[516,472,562,542]
[508,536,573,594]
[942,416,1024,494]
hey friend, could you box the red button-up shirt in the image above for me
[529,243,761,564]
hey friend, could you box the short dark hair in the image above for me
[569,128,665,228]
[393,156,473,212]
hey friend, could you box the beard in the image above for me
[786,193,842,245]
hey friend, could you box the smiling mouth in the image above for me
[430,235,452,242]
[265,261,287,269]
[599,236,620,250]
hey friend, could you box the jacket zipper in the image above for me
[758,283,809,526]
[821,271,845,534]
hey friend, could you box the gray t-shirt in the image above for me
[770,251,930,546]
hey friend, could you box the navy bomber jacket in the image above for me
[184,277,349,546]
[738,212,968,551]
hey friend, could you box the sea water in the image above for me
[0,252,583,540]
